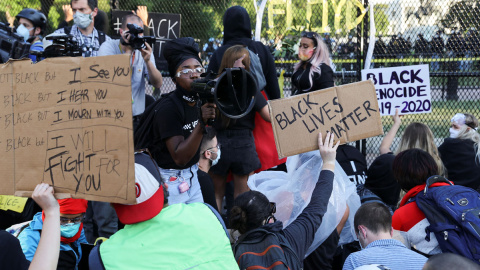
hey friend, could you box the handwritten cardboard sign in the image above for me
[112,10,181,71]
[0,55,136,204]
[269,80,383,158]
[361,64,432,115]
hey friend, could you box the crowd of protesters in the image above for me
[2,2,480,270]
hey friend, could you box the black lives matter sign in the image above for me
[112,10,181,71]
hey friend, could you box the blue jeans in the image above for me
[159,164,203,205]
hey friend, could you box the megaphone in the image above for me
[191,67,257,119]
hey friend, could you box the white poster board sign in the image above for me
[361,64,431,115]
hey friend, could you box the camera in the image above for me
[124,23,156,50]
[41,33,82,58]
[0,22,30,63]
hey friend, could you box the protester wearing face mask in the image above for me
[15,9,47,62]
[291,31,334,96]
[18,198,88,270]
[52,0,110,57]
[197,127,221,210]
[439,113,480,190]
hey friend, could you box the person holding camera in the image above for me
[52,0,110,57]
[15,8,47,62]
[98,13,162,127]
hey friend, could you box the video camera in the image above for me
[0,22,30,64]
[191,68,257,119]
[40,33,82,58]
[124,23,156,50]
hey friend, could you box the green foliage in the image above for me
[441,0,480,31]
[374,4,389,35]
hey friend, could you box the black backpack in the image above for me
[232,228,302,270]
[134,92,184,150]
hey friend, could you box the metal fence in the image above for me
[2,0,479,163]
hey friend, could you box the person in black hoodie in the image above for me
[439,113,480,191]
[207,5,281,100]
[230,132,338,269]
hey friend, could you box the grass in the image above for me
[380,100,480,139]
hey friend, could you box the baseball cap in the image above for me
[113,152,165,224]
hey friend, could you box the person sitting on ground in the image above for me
[1,184,60,270]
[380,109,445,176]
[342,202,427,270]
[358,153,400,214]
[89,151,238,270]
[230,131,338,269]
[18,196,88,269]
[198,126,220,210]
[439,113,480,191]
[392,149,448,256]
[15,8,47,62]
[422,253,480,270]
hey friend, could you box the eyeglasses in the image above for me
[176,67,205,78]
[60,214,85,225]
[205,143,221,153]
[301,31,320,39]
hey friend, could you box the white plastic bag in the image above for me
[248,150,361,257]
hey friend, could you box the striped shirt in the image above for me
[53,25,111,57]
[342,239,427,270]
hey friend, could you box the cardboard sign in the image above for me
[112,10,181,71]
[269,80,383,158]
[0,55,136,204]
[361,64,431,115]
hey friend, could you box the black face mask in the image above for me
[175,85,197,103]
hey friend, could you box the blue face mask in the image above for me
[60,223,81,238]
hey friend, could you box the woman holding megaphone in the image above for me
[292,31,334,95]
[210,45,271,213]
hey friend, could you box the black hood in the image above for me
[223,6,252,45]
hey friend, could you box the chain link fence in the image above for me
[2,0,479,163]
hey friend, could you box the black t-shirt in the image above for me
[215,89,267,131]
[150,90,201,170]
[439,138,480,190]
[291,63,334,96]
[0,230,30,270]
[197,170,218,210]
[335,145,367,186]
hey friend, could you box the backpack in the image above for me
[414,175,480,264]
[232,228,302,270]
[246,47,267,91]
[64,26,107,45]
[134,92,184,150]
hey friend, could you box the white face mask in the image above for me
[449,127,461,138]
[73,11,93,29]
[16,24,34,42]
[210,148,221,166]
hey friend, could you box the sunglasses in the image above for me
[301,31,320,39]
[176,67,205,78]
[60,214,85,225]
